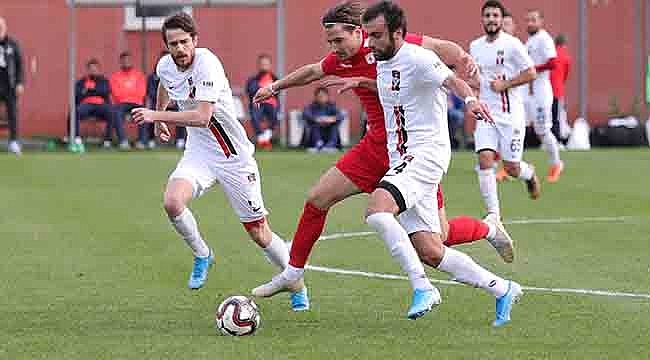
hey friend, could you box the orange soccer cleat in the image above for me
[546,161,564,183]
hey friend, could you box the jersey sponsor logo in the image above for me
[391,70,400,91]
[247,173,257,183]
[202,81,214,87]
[338,63,353,68]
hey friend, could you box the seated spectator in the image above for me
[109,51,146,149]
[302,87,343,153]
[447,93,465,149]
[69,58,113,152]
[246,54,279,150]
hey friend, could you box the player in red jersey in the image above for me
[252,1,514,301]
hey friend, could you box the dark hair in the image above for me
[502,9,512,18]
[314,86,329,97]
[161,12,197,44]
[481,0,506,17]
[555,34,568,46]
[527,9,544,19]
[322,1,363,31]
[362,1,407,35]
[86,58,99,67]
[257,53,272,62]
[119,51,131,59]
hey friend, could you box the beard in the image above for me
[484,24,502,36]
[373,38,397,61]
[172,52,194,70]
[527,28,538,36]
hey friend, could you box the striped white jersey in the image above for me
[157,48,254,163]
[526,29,557,101]
[470,32,534,119]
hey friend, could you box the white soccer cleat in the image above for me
[483,213,514,263]
[252,273,305,298]
[8,140,22,155]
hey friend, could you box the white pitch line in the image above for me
[306,265,650,300]
[317,216,636,241]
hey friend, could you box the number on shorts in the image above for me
[510,138,522,153]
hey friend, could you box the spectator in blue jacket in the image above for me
[302,87,343,153]
[69,58,113,152]
[447,93,465,149]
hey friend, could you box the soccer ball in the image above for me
[215,296,261,336]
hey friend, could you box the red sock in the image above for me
[444,216,489,246]
[288,202,329,268]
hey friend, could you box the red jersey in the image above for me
[320,32,424,146]
[550,44,571,99]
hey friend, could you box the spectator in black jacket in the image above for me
[69,58,113,153]
[0,18,24,155]
[245,54,279,150]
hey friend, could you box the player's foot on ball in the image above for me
[493,281,523,327]
[252,273,305,298]
[188,249,214,290]
[546,161,564,183]
[525,168,541,200]
[483,213,514,263]
[495,167,510,182]
[290,287,310,312]
[407,287,441,320]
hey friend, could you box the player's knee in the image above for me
[418,242,444,267]
[477,150,496,169]
[306,187,335,210]
[163,194,186,218]
[243,219,269,247]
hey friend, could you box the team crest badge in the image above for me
[365,53,375,64]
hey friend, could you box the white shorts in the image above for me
[525,96,553,134]
[379,153,443,235]
[474,112,526,162]
[169,151,268,223]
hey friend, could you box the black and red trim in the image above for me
[393,105,408,155]
[209,116,237,157]
[499,75,511,113]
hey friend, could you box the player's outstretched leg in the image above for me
[252,167,360,300]
[367,187,440,320]
[504,160,541,200]
[245,218,310,311]
[164,179,214,290]
[445,215,514,263]
[538,128,564,183]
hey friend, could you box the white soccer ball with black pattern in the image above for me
[215,296,261,336]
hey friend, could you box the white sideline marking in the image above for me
[306,265,650,300]
[318,216,636,241]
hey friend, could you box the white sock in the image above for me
[263,232,290,269]
[484,221,497,240]
[517,161,534,181]
[478,168,500,217]
[366,213,433,291]
[283,264,305,282]
[541,130,562,165]
[437,247,508,298]
[170,208,210,258]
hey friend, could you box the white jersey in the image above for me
[376,43,453,172]
[525,29,556,100]
[470,32,534,119]
[156,48,254,163]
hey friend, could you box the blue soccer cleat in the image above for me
[407,287,441,320]
[188,250,214,290]
[290,287,310,312]
[493,281,523,327]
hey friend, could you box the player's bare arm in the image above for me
[444,74,493,123]
[421,36,480,92]
[252,62,325,104]
[321,76,377,94]
[490,66,536,93]
[131,101,213,128]
[153,81,172,142]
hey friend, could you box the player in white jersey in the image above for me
[361,1,521,326]
[470,1,542,220]
[525,9,565,183]
[130,13,309,311]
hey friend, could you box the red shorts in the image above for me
[335,137,445,209]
